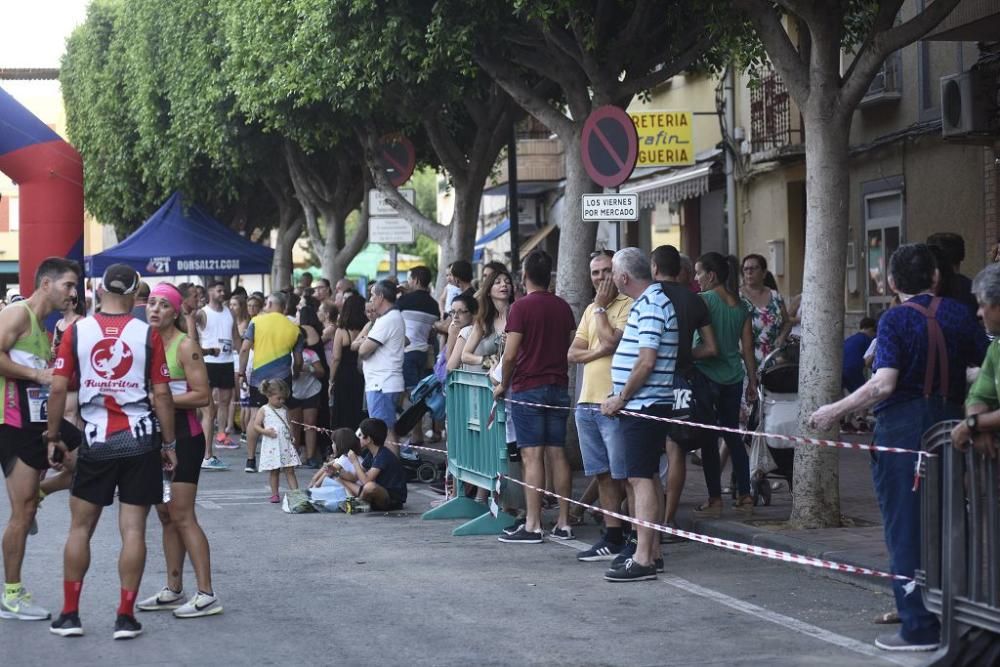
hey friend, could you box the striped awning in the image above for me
[621,163,712,209]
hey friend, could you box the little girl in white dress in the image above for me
[253,379,301,502]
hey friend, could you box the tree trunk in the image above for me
[438,178,482,293]
[556,132,598,321]
[790,112,850,529]
[271,214,303,291]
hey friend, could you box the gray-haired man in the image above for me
[600,248,679,582]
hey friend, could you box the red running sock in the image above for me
[62,580,83,614]
[118,588,138,617]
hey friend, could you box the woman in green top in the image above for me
[692,252,758,516]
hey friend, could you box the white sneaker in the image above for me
[136,587,185,612]
[201,456,230,471]
[173,592,223,618]
[0,588,50,620]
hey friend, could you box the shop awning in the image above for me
[474,218,510,249]
[519,224,556,260]
[621,163,713,209]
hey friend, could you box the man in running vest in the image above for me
[197,281,239,470]
[47,263,177,640]
[0,258,82,622]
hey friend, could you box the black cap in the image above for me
[102,264,140,295]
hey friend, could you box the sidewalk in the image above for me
[671,435,892,586]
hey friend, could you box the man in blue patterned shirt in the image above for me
[601,248,678,583]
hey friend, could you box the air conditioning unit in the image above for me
[940,70,993,138]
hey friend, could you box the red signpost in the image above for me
[580,105,638,188]
[376,134,416,187]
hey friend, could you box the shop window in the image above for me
[864,190,903,317]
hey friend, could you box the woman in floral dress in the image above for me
[740,253,792,366]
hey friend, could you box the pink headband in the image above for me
[149,283,183,313]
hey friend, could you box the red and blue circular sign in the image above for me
[376,134,416,187]
[581,106,638,188]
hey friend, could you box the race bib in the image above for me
[220,339,233,354]
[26,386,49,423]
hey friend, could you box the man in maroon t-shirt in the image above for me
[494,251,576,544]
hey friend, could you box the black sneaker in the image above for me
[497,526,543,544]
[604,558,658,582]
[548,526,575,541]
[874,631,938,652]
[502,521,526,536]
[113,614,143,640]
[577,538,624,562]
[49,611,83,637]
[244,458,257,473]
[655,557,664,573]
[610,537,637,568]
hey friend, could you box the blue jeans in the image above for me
[695,374,749,497]
[509,385,569,447]
[366,391,400,430]
[575,404,626,479]
[873,395,959,644]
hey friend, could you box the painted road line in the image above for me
[196,500,223,510]
[546,537,918,667]
[661,575,923,667]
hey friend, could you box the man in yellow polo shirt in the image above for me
[237,292,302,472]
[568,250,632,561]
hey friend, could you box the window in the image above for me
[864,190,903,317]
[861,50,902,106]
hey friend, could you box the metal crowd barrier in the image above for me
[918,420,1000,665]
[421,370,516,535]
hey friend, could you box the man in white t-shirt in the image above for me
[354,281,405,451]
[196,281,240,470]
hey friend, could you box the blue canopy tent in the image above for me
[85,192,274,277]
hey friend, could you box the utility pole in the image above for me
[508,122,520,274]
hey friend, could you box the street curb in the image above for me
[677,515,894,591]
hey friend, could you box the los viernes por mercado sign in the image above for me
[628,111,694,166]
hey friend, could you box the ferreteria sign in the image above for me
[628,111,694,166]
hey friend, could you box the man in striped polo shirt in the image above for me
[601,247,678,583]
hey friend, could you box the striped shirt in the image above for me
[611,283,679,410]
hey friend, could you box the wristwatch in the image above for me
[593,306,607,314]
[967,414,979,433]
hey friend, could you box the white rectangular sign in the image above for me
[581,194,640,222]
[370,217,415,245]
[369,188,415,217]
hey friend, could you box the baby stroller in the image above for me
[746,340,799,506]
[394,374,447,484]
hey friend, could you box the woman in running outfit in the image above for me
[137,283,223,618]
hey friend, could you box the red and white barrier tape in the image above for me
[500,397,929,458]
[288,420,445,456]
[498,474,910,582]
[291,419,907,581]
[499,397,933,491]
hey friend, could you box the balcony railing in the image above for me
[750,68,805,155]
[861,50,902,107]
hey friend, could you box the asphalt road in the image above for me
[2,452,927,667]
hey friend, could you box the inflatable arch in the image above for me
[0,86,84,296]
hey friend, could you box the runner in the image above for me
[46,263,177,640]
[137,283,223,618]
[197,281,238,470]
[0,257,82,621]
